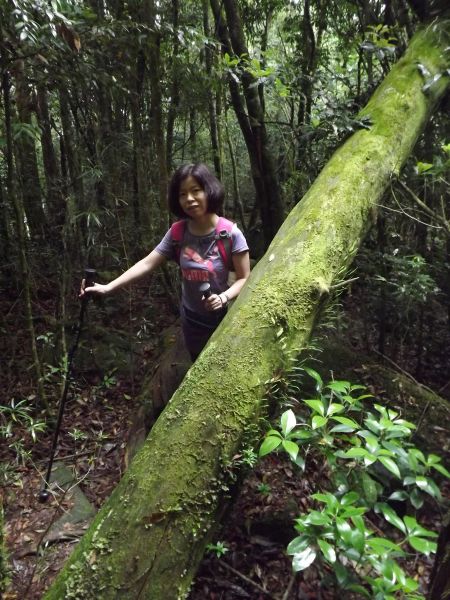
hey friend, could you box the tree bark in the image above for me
[211,0,284,247]
[44,20,450,600]
[429,510,450,600]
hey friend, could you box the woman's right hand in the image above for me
[79,280,111,299]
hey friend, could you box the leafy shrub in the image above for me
[259,368,449,599]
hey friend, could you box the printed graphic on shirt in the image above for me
[181,246,218,282]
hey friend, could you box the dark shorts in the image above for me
[181,305,227,360]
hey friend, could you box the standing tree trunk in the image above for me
[44,19,450,600]
[3,71,47,409]
[429,510,450,600]
[211,0,284,247]
[13,60,46,239]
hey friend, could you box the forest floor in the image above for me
[2,281,449,599]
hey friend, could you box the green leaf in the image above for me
[326,380,351,393]
[292,546,317,571]
[330,423,355,433]
[304,367,323,391]
[408,536,437,555]
[332,416,359,430]
[280,409,297,436]
[327,403,345,416]
[312,415,328,430]
[304,399,325,416]
[378,456,401,479]
[305,511,331,526]
[431,463,450,478]
[318,539,336,563]
[410,488,424,509]
[290,429,313,441]
[336,518,352,544]
[259,435,282,457]
[361,472,379,504]
[282,439,299,461]
[350,528,365,555]
[287,535,310,555]
[366,537,403,554]
[341,491,359,505]
[403,516,438,538]
[377,503,406,533]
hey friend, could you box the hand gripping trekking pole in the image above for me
[38,268,96,503]
[199,282,212,299]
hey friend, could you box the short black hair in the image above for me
[168,163,224,218]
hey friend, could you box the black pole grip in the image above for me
[84,268,96,289]
[199,282,212,298]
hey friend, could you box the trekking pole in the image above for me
[199,282,212,299]
[38,268,96,503]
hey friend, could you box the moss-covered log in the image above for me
[44,20,450,600]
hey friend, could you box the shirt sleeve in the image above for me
[155,228,175,260]
[231,225,249,254]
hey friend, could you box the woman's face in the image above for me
[178,175,208,219]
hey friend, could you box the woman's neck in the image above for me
[188,213,218,235]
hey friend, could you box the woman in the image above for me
[81,163,250,360]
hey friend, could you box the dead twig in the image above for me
[218,558,279,599]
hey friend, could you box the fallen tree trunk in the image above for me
[44,20,450,599]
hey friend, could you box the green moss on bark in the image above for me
[44,19,450,600]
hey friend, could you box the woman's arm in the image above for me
[81,250,167,297]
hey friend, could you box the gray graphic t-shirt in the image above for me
[155,221,248,317]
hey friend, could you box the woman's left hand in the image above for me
[204,293,225,312]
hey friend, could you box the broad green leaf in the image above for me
[332,416,359,429]
[431,463,450,478]
[344,447,369,458]
[304,399,325,416]
[293,453,306,470]
[377,503,406,533]
[280,409,297,436]
[410,488,424,509]
[287,535,310,555]
[408,536,437,555]
[351,515,366,534]
[350,528,365,555]
[305,511,330,526]
[312,492,336,506]
[290,429,313,441]
[318,539,336,563]
[292,546,317,571]
[341,491,359,505]
[361,472,379,504]
[378,456,401,478]
[304,367,323,391]
[282,439,299,461]
[330,424,355,433]
[266,429,283,438]
[327,403,345,416]
[336,518,352,544]
[366,537,403,554]
[326,380,351,393]
[259,435,282,457]
[404,516,438,538]
[388,490,409,502]
[312,415,328,430]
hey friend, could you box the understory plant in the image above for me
[259,367,449,599]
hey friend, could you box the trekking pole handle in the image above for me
[84,268,96,289]
[199,282,212,298]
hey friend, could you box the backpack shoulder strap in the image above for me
[170,220,186,264]
[215,217,234,269]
